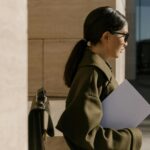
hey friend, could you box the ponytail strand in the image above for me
[64,39,87,87]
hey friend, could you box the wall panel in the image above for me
[28,0,115,39]
[44,39,76,96]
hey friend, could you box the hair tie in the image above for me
[87,41,91,46]
[82,38,91,46]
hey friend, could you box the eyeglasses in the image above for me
[111,31,129,42]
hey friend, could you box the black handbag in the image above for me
[28,88,54,150]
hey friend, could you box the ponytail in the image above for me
[64,39,87,87]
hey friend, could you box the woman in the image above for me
[56,6,142,150]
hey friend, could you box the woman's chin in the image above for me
[116,50,124,58]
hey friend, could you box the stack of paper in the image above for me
[101,79,150,129]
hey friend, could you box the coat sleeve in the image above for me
[56,67,142,150]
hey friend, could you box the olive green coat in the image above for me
[56,49,142,150]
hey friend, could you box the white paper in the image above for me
[101,79,150,129]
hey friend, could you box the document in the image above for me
[101,79,150,129]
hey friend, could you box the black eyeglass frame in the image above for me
[110,31,129,42]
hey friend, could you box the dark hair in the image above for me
[64,6,127,87]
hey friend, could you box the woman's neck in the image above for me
[89,43,109,61]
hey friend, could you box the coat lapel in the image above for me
[79,49,112,81]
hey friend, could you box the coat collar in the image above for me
[79,48,112,80]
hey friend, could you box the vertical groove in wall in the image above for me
[42,39,45,88]
[125,0,137,79]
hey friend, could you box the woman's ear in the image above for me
[101,31,111,42]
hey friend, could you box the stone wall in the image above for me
[0,0,28,149]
